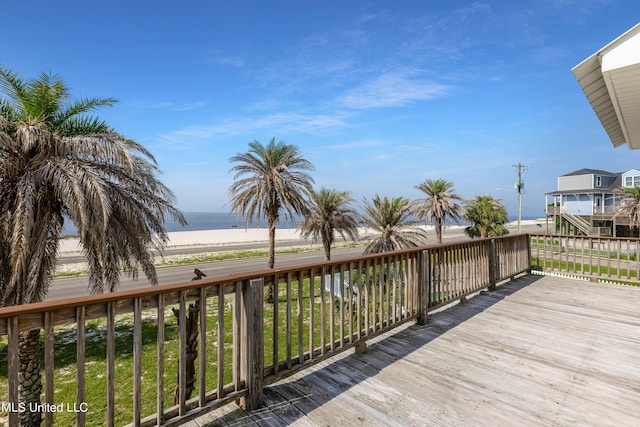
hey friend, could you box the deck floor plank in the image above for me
[196,275,640,426]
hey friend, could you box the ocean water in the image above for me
[61,212,301,236]
[163,212,302,232]
[61,211,541,236]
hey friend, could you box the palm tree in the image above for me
[614,186,640,235]
[299,188,360,261]
[228,138,314,300]
[411,178,464,244]
[361,195,429,254]
[0,67,185,426]
[463,195,509,238]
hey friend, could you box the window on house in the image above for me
[624,175,640,187]
[595,175,601,187]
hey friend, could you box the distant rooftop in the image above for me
[573,23,640,150]
[561,168,618,177]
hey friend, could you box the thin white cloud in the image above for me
[355,11,387,25]
[213,56,245,67]
[126,100,208,111]
[146,101,173,109]
[322,140,388,150]
[257,56,356,95]
[530,46,571,64]
[206,50,245,68]
[156,110,355,148]
[174,101,209,111]
[338,70,452,109]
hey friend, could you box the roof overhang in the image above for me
[572,23,640,150]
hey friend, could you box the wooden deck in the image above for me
[187,274,640,426]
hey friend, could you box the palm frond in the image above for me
[0,67,185,304]
[299,188,360,260]
[361,195,428,254]
[463,195,509,238]
[0,66,27,109]
[228,138,314,267]
[614,186,640,228]
[411,178,465,243]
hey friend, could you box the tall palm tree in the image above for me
[463,195,509,238]
[614,186,640,235]
[411,178,464,244]
[299,188,360,261]
[0,67,185,426]
[361,195,429,254]
[228,138,314,300]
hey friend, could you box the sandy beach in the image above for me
[58,227,305,253]
[58,219,548,254]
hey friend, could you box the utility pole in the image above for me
[513,163,528,233]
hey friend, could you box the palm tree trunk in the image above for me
[268,219,276,269]
[435,219,443,244]
[19,328,43,427]
[172,304,199,405]
[323,241,331,261]
[265,218,276,303]
[323,230,332,261]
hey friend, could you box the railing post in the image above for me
[7,317,19,427]
[526,234,532,274]
[241,278,264,410]
[488,239,497,291]
[417,250,430,325]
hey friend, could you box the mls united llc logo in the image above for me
[1,402,88,413]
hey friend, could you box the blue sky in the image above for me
[2,1,640,219]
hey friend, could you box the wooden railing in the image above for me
[0,234,531,426]
[531,234,640,282]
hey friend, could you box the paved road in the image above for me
[48,246,365,300]
[48,223,544,301]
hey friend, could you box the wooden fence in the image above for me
[0,234,531,426]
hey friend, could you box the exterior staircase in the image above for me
[560,211,591,235]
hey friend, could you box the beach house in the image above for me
[545,168,640,236]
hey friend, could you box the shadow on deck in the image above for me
[190,275,640,426]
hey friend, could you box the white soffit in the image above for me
[573,23,640,149]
